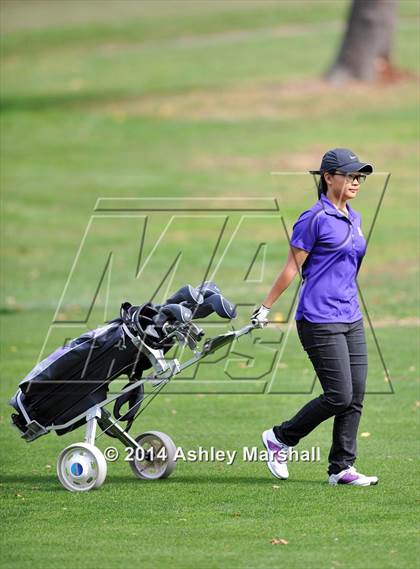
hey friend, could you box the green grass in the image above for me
[1,1,419,568]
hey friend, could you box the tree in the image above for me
[326,0,397,83]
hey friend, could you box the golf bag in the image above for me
[10,283,237,439]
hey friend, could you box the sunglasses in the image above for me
[333,171,367,184]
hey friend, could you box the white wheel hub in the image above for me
[57,443,107,492]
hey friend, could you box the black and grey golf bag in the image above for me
[10,282,236,439]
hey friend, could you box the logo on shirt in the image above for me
[357,226,364,237]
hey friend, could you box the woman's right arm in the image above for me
[252,245,309,326]
[262,246,309,309]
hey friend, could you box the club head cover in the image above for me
[157,303,193,324]
[193,293,237,319]
[165,284,204,306]
[196,281,221,299]
[192,302,215,319]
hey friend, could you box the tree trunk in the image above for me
[326,0,397,84]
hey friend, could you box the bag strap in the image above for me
[112,381,144,433]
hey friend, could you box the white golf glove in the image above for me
[251,304,270,328]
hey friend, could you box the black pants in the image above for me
[274,318,368,475]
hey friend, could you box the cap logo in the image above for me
[349,155,356,159]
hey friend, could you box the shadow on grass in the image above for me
[0,90,128,113]
[108,474,327,487]
[0,84,200,114]
[0,473,327,491]
[0,473,64,492]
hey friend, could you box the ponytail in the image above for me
[317,172,328,199]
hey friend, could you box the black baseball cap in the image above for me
[310,148,374,175]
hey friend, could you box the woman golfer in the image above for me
[252,148,378,486]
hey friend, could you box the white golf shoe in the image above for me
[328,466,379,486]
[261,428,290,480]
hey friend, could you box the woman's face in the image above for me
[323,171,365,201]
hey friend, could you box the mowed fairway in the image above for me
[0,2,419,568]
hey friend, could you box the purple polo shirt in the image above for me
[290,193,367,323]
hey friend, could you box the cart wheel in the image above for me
[130,431,177,480]
[57,442,107,492]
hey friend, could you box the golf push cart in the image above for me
[10,282,257,492]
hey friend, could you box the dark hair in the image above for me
[317,172,329,199]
